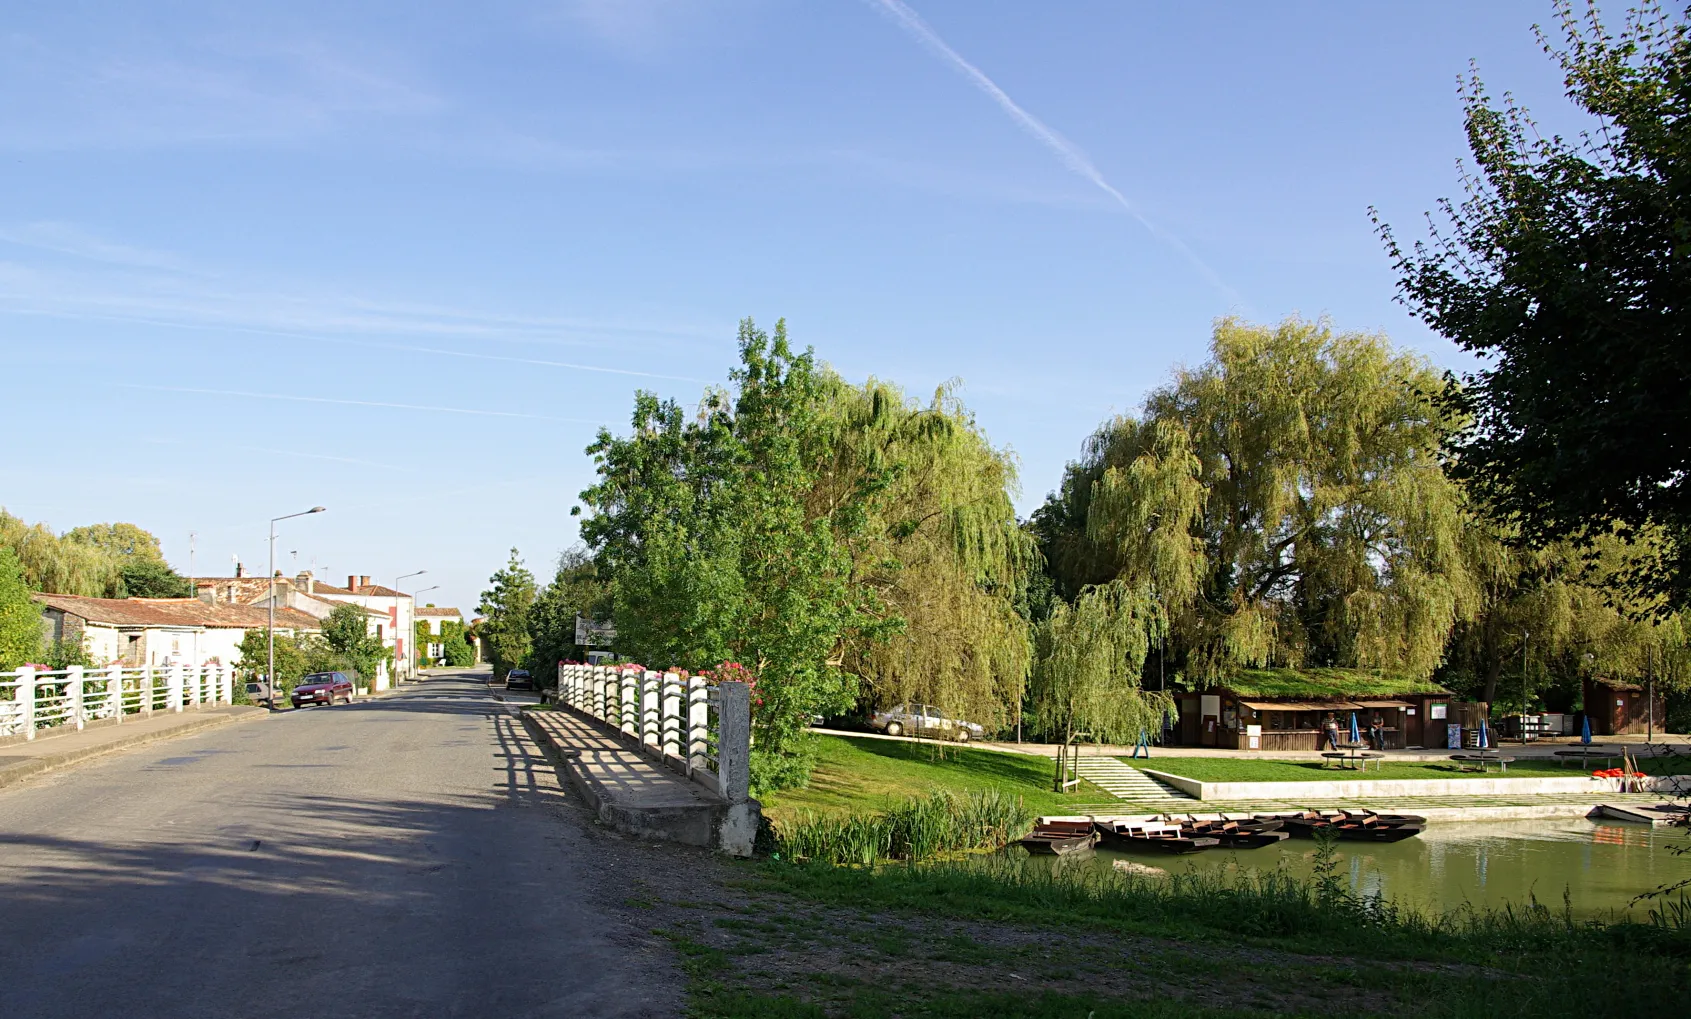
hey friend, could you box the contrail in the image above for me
[864,0,1238,302]
[119,384,605,424]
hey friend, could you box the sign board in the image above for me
[1245,724,1262,751]
[1446,723,1462,750]
[1429,703,1447,720]
[574,614,617,647]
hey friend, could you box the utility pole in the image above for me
[1520,630,1530,744]
[1647,645,1655,744]
[188,532,196,599]
[268,507,326,709]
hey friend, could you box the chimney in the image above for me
[235,562,245,578]
[360,575,371,590]
[200,585,217,606]
[348,575,359,592]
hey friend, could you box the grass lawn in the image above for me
[1128,755,1691,782]
[761,734,1103,820]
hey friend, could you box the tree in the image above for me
[63,522,164,561]
[1036,318,1475,685]
[478,549,536,680]
[0,546,41,669]
[526,546,611,677]
[0,509,124,596]
[322,603,386,684]
[1380,1,1691,606]
[1028,580,1172,746]
[441,620,475,667]
[117,559,192,598]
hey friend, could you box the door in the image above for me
[1199,694,1220,747]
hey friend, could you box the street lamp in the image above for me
[269,506,326,709]
[393,570,426,684]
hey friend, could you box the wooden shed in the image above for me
[1173,668,1456,750]
[1581,678,1666,736]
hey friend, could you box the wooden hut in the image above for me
[1173,668,1457,750]
[1581,678,1666,736]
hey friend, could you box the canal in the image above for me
[1084,818,1688,919]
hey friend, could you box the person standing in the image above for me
[1322,713,1342,751]
[1369,713,1386,750]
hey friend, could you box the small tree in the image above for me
[1029,580,1173,747]
[322,603,386,686]
[0,546,41,669]
[478,549,536,680]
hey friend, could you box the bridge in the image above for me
[0,669,748,1017]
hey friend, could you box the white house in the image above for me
[195,571,418,680]
[34,594,322,669]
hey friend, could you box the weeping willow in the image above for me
[811,379,1034,730]
[1041,318,1476,684]
[1030,579,1173,744]
[0,510,125,597]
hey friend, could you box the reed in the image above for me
[773,789,1033,866]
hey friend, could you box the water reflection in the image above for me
[1068,818,1687,918]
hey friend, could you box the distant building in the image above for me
[194,571,417,680]
[34,594,321,669]
[416,605,465,634]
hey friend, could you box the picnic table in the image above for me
[1449,750,1514,773]
[1321,748,1386,771]
[1553,746,1620,768]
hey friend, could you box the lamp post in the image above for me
[269,506,326,709]
[393,570,426,685]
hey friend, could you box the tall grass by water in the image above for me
[773,789,1033,866]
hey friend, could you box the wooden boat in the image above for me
[1019,819,1098,856]
[1172,816,1290,849]
[1257,810,1425,843]
[1094,819,1221,854]
[1595,803,1691,827]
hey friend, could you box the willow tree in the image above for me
[814,379,1034,731]
[1039,318,1475,684]
[0,510,124,597]
[1029,580,1173,745]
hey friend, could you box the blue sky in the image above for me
[0,1,1588,613]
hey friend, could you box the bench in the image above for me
[1449,753,1514,773]
[1321,750,1385,771]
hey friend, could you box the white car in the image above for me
[869,703,985,743]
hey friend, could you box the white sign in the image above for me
[574,614,617,647]
[1430,704,1447,720]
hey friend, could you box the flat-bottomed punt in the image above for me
[1019,819,1099,856]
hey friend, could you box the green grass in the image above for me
[760,734,1104,820]
[1132,755,1691,782]
[773,789,1034,865]
[1222,666,1448,698]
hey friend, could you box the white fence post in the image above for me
[620,670,638,737]
[642,670,661,750]
[716,681,752,806]
[218,663,231,705]
[662,672,683,759]
[68,665,86,731]
[686,674,710,777]
[189,665,203,707]
[169,663,184,713]
[142,664,154,716]
[20,666,35,741]
[110,664,124,722]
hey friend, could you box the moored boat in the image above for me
[1095,819,1221,854]
[1257,810,1424,842]
[1019,819,1098,856]
[1168,815,1290,849]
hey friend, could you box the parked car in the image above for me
[505,668,534,691]
[869,703,985,743]
[291,671,354,709]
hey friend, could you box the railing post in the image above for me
[189,665,203,707]
[169,663,184,712]
[593,667,608,720]
[217,663,230,705]
[68,665,86,730]
[662,671,683,759]
[110,664,124,722]
[620,670,638,737]
[687,674,710,776]
[142,664,154,716]
[20,666,35,741]
[716,680,752,806]
[642,670,661,750]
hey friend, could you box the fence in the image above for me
[0,663,235,740]
[554,662,751,806]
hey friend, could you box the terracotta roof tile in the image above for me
[416,606,463,617]
[34,594,322,630]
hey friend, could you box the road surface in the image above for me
[0,673,679,1018]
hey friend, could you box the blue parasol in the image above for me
[1479,717,1491,749]
[1349,712,1361,744]
[1580,714,1592,746]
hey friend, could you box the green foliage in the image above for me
[772,789,1032,866]
[0,546,42,669]
[1,510,189,599]
[1036,318,1473,686]
[1029,580,1171,743]
[1221,667,1448,698]
[525,545,610,677]
[117,558,192,598]
[42,638,96,670]
[322,602,385,684]
[235,627,336,690]
[414,617,476,668]
[478,548,536,680]
[1380,2,1691,607]
[580,319,1032,789]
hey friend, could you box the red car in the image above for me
[291,671,354,709]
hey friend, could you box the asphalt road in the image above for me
[0,673,679,1018]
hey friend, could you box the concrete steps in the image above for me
[1073,755,1194,804]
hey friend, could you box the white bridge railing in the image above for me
[554,662,751,806]
[0,663,235,740]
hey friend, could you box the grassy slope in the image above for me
[1129,755,1691,782]
[763,734,1105,819]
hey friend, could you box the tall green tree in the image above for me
[321,602,386,684]
[478,549,537,680]
[0,510,124,597]
[1380,1,1691,606]
[1037,318,1475,685]
[1028,580,1172,746]
[0,546,42,669]
[526,546,611,676]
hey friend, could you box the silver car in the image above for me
[869,703,985,743]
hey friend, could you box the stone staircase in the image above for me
[1073,755,1194,805]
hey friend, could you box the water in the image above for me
[1078,819,1689,919]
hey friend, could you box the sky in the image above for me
[0,0,1594,614]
